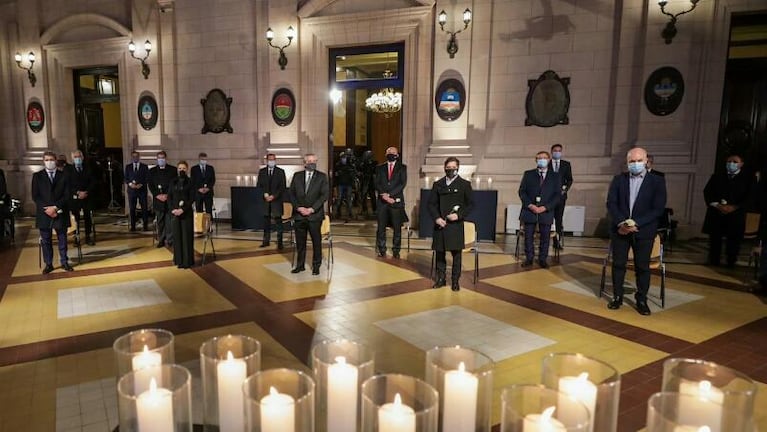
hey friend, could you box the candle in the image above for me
[136,378,174,432]
[558,372,597,432]
[327,356,358,432]
[378,393,415,432]
[673,426,712,432]
[236,175,242,185]
[442,362,478,432]
[252,175,258,185]
[260,386,295,432]
[425,176,430,188]
[132,345,162,371]
[475,176,481,189]
[677,380,723,432]
[523,406,566,432]
[217,351,247,432]
[488,177,493,189]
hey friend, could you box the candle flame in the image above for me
[149,377,158,392]
[698,427,711,432]
[226,350,234,361]
[334,356,347,365]
[269,386,279,396]
[142,345,150,354]
[577,372,590,382]
[393,393,403,406]
[458,361,466,372]
[541,406,556,422]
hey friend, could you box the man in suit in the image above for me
[358,150,378,216]
[606,147,667,315]
[32,151,74,274]
[257,153,287,249]
[548,144,573,249]
[520,151,561,268]
[702,154,755,267]
[757,170,767,292]
[646,154,665,177]
[428,157,474,291]
[148,151,177,248]
[191,152,216,214]
[64,150,97,245]
[375,147,407,258]
[125,150,149,231]
[289,153,329,275]
[334,152,356,220]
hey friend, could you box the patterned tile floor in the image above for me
[0,216,765,432]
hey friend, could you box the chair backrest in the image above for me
[67,214,78,235]
[626,234,663,262]
[744,213,761,238]
[282,202,293,220]
[321,215,331,236]
[463,221,476,248]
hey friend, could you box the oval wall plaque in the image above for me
[27,101,45,133]
[644,66,684,116]
[271,88,296,127]
[200,88,233,134]
[525,70,570,127]
[137,94,158,131]
[434,78,466,122]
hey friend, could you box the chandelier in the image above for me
[365,69,402,116]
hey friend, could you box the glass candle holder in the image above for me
[252,175,258,186]
[113,329,175,380]
[361,374,439,432]
[646,392,754,432]
[425,346,494,432]
[117,364,192,432]
[541,353,620,432]
[200,335,262,432]
[500,384,591,432]
[236,175,242,186]
[244,368,315,432]
[661,358,757,431]
[311,339,375,432]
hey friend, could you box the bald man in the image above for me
[606,147,667,315]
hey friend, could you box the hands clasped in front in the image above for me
[297,207,314,217]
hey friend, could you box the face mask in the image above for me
[132,157,140,163]
[445,168,458,178]
[179,170,187,177]
[199,160,207,166]
[552,151,562,160]
[536,159,549,168]
[73,158,83,167]
[305,163,317,171]
[386,154,398,162]
[157,158,166,167]
[726,162,740,174]
[628,162,646,175]
[267,160,276,168]
[44,161,57,171]
[340,158,347,164]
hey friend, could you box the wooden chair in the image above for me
[282,202,295,249]
[514,221,560,262]
[743,212,761,282]
[599,234,666,308]
[430,221,479,284]
[321,215,333,271]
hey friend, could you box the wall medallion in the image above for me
[434,78,466,122]
[525,70,570,127]
[137,94,158,131]
[644,66,684,116]
[271,88,296,127]
[27,101,45,133]
[200,89,233,134]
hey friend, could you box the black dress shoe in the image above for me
[156,241,166,248]
[291,267,305,274]
[451,282,460,291]
[130,226,137,232]
[142,226,150,231]
[62,263,75,272]
[312,267,320,275]
[432,278,446,288]
[521,260,533,268]
[86,238,95,246]
[538,260,550,269]
[260,242,270,248]
[607,297,623,310]
[393,252,400,259]
[42,264,54,275]
[277,243,284,250]
[376,250,386,257]
[636,301,651,315]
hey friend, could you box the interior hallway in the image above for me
[0,217,765,432]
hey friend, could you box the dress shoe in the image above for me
[312,266,320,275]
[393,252,400,259]
[538,260,549,269]
[521,260,533,268]
[376,250,386,257]
[62,263,75,272]
[277,243,284,250]
[86,238,95,246]
[451,281,460,291]
[156,240,166,248]
[142,226,150,231]
[129,226,137,232]
[259,243,270,248]
[636,301,651,316]
[291,266,306,274]
[42,264,54,275]
[432,278,446,289]
[607,297,623,310]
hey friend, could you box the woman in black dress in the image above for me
[169,161,195,268]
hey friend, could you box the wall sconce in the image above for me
[14,51,36,87]
[266,26,296,70]
[128,39,152,79]
[438,8,472,58]
[658,0,700,44]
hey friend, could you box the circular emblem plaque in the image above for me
[137,94,158,130]
[271,88,296,127]
[27,101,45,133]
[201,88,233,134]
[644,66,684,116]
[434,79,466,122]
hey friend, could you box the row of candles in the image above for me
[113,329,759,431]
[235,175,260,186]
[424,176,494,189]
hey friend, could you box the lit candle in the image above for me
[132,345,162,371]
[475,176,481,189]
[425,176,430,188]
[673,426,712,432]
[442,362,478,432]
[378,393,415,432]
[487,177,493,189]
[523,406,566,432]
[136,378,174,432]
[217,351,247,432]
[236,175,242,186]
[327,356,358,432]
[252,175,258,186]
[557,372,597,432]
[260,386,295,432]
[677,380,723,432]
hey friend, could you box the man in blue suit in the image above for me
[518,151,561,268]
[606,147,667,315]
[125,150,150,231]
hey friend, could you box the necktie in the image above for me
[305,172,312,193]
[77,167,82,174]
[554,161,559,172]
[539,171,544,186]
[134,163,138,172]
[48,171,55,183]
[202,165,205,175]
[388,163,393,180]
[269,169,273,177]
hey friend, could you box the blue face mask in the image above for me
[536,159,548,168]
[628,162,645,175]
[552,151,562,160]
[726,162,740,174]
[199,160,207,167]
[73,158,83,167]
[267,160,276,168]
[157,158,166,167]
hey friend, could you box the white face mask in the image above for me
[44,161,57,171]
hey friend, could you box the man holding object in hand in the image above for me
[33,151,73,274]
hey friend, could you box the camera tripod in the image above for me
[107,159,121,212]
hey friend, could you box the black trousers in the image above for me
[360,179,377,212]
[295,219,322,269]
[195,192,213,214]
[524,222,552,263]
[707,225,744,266]
[156,207,172,244]
[128,191,148,228]
[376,206,402,253]
[553,197,566,237]
[70,200,93,237]
[335,185,354,217]
[263,216,283,245]
[435,249,462,281]
[171,214,194,268]
[40,228,68,265]
[611,234,653,302]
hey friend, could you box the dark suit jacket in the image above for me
[0,169,7,197]
[32,169,70,230]
[257,166,287,218]
[519,169,561,225]
[374,161,407,210]
[548,159,573,198]
[428,176,474,251]
[606,172,667,240]
[289,170,329,222]
[702,171,755,235]
[648,168,665,177]
[64,164,97,210]
[148,166,177,211]
[125,162,149,195]
[168,175,194,216]
[191,164,216,193]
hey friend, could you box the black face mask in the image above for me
[445,169,458,178]
[179,170,188,177]
[305,163,317,171]
[386,154,398,162]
